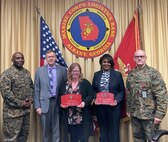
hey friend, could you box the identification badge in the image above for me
[141,91,147,98]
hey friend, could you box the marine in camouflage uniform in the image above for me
[126,50,167,142]
[0,52,33,142]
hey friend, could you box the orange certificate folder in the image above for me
[61,94,82,107]
[95,92,114,105]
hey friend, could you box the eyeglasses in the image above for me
[72,70,80,73]
[134,56,145,59]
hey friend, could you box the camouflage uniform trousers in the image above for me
[3,113,30,142]
[131,117,159,142]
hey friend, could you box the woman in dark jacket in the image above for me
[92,54,125,142]
[60,63,94,142]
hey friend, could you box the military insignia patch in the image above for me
[60,1,117,58]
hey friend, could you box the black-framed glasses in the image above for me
[134,56,145,59]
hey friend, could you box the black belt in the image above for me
[50,96,56,100]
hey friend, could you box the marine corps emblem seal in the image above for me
[60,1,117,58]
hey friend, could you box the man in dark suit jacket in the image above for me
[34,50,67,142]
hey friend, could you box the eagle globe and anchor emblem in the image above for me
[69,94,73,99]
[60,1,117,58]
[83,23,93,39]
[102,93,108,98]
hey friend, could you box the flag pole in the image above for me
[35,6,41,16]
[137,0,143,50]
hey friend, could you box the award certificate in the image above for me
[61,94,82,107]
[95,92,114,105]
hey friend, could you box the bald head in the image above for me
[134,50,147,68]
[12,52,24,59]
[134,50,146,57]
[11,52,25,68]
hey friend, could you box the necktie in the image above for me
[49,68,54,94]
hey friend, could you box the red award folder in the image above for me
[61,94,82,107]
[95,92,114,105]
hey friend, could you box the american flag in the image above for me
[40,16,68,67]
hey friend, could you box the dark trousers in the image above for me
[96,104,121,142]
[41,98,60,142]
[69,125,86,142]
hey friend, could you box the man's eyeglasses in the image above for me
[134,56,145,59]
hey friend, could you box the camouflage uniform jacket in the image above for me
[0,65,34,118]
[126,64,167,120]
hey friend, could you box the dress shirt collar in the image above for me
[47,64,56,70]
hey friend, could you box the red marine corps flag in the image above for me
[114,10,141,119]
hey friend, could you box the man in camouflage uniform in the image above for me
[126,50,167,142]
[0,52,33,142]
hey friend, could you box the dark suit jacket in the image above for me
[34,64,67,113]
[92,69,125,104]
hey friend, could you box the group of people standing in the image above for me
[0,49,167,142]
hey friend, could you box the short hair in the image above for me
[67,63,83,83]
[12,52,24,59]
[99,54,114,69]
[46,50,56,56]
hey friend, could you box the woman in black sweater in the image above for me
[60,63,94,142]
